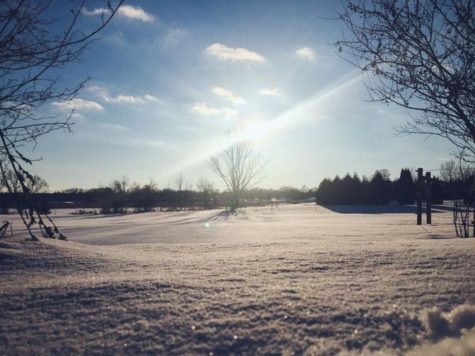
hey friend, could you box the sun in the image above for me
[244,120,270,143]
[231,115,274,146]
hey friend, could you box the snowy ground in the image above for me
[0,204,474,354]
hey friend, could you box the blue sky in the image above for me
[33,0,454,191]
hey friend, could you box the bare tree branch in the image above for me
[0,0,124,240]
[337,0,475,162]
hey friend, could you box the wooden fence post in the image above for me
[425,171,432,224]
[417,168,423,225]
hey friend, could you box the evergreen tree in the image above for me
[397,169,415,205]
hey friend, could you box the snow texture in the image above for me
[0,204,474,354]
[409,328,475,356]
[423,304,475,339]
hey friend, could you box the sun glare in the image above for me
[159,71,362,181]
[239,120,270,143]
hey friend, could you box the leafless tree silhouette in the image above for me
[0,0,124,239]
[197,177,216,209]
[1,169,48,193]
[439,159,475,237]
[175,173,192,210]
[175,173,185,192]
[209,141,265,212]
[337,0,475,161]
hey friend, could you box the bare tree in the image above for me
[0,0,124,239]
[196,177,216,209]
[197,177,215,193]
[109,176,130,194]
[104,176,129,214]
[174,173,188,210]
[175,173,185,191]
[129,179,158,213]
[440,160,458,183]
[337,0,475,161]
[439,159,475,237]
[209,141,265,212]
[1,169,48,193]
[440,159,475,183]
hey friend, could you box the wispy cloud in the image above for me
[205,43,266,63]
[82,7,110,16]
[96,122,129,132]
[52,98,104,111]
[212,87,246,104]
[129,138,164,148]
[222,108,238,118]
[71,112,85,119]
[88,86,158,105]
[296,47,315,61]
[259,88,281,96]
[144,94,159,102]
[111,95,146,104]
[191,103,237,119]
[191,103,221,116]
[164,28,190,46]
[82,5,154,23]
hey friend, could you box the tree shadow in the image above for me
[322,205,452,214]
[323,205,416,214]
[427,234,456,240]
[170,211,230,226]
[78,213,130,220]
[202,211,230,223]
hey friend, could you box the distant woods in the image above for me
[0,162,472,215]
[0,165,50,215]
[316,165,474,206]
[317,169,415,205]
[0,179,315,214]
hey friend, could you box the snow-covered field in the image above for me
[1,204,474,354]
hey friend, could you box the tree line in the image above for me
[316,164,474,206]
[0,177,316,215]
[1,162,473,214]
[1,160,472,215]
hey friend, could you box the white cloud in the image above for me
[118,5,154,22]
[88,86,158,105]
[82,5,154,23]
[296,47,315,61]
[259,88,281,96]
[205,43,266,63]
[52,98,104,111]
[87,86,108,99]
[191,103,221,116]
[112,95,145,104]
[212,87,246,104]
[191,103,237,119]
[71,112,85,119]
[82,7,110,16]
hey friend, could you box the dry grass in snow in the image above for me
[0,204,474,354]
